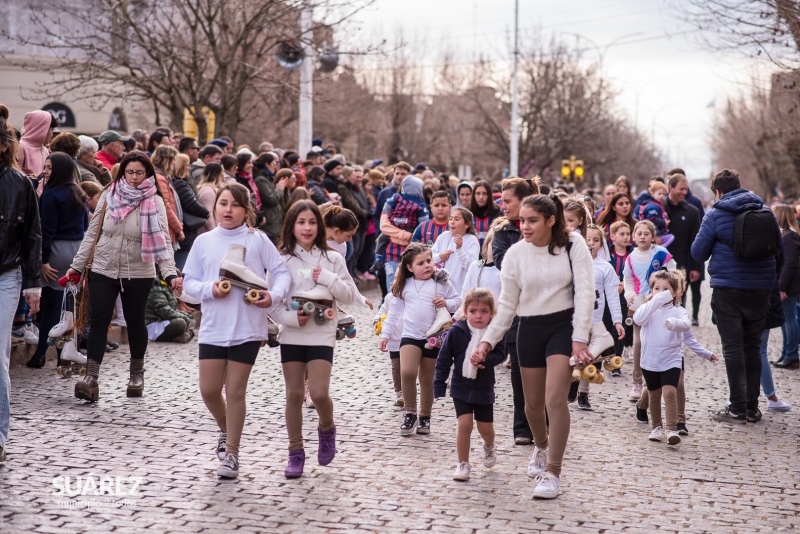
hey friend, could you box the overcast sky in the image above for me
[342,0,763,180]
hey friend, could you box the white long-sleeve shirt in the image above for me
[381,276,461,341]
[683,329,714,361]
[326,239,371,309]
[431,231,480,293]
[453,259,502,321]
[633,290,692,372]
[482,232,595,348]
[269,244,360,348]
[593,256,622,324]
[183,225,292,346]
[375,293,402,352]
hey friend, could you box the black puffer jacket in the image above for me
[172,177,209,252]
[491,217,521,344]
[0,164,42,289]
[778,229,800,296]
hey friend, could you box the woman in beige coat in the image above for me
[68,151,181,402]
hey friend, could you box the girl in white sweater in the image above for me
[431,207,481,293]
[380,243,461,436]
[454,230,502,322]
[270,200,360,479]
[473,193,595,500]
[183,183,292,480]
[633,269,717,446]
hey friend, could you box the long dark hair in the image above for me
[116,151,163,198]
[596,192,636,230]
[470,180,500,219]
[521,193,569,255]
[44,153,85,210]
[0,104,18,170]
[279,200,330,258]
[306,165,325,183]
[391,242,431,299]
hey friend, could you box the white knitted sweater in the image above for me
[481,232,596,347]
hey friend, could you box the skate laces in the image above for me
[288,454,304,466]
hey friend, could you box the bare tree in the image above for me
[2,0,372,140]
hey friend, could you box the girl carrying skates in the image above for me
[431,206,480,293]
[380,243,461,435]
[183,183,292,479]
[272,200,360,478]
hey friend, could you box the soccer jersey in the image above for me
[413,220,448,247]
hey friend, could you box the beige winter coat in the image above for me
[71,190,177,280]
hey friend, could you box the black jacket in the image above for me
[434,320,507,405]
[306,177,330,206]
[172,177,209,252]
[336,177,369,226]
[666,198,703,278]
[779,230,800,296]
[491,217,521,344]
[323,174,339,195]
[0,164,42,289]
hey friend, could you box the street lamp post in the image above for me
[510,0,519,177]
[298,1,313,157]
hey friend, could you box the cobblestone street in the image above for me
[1,285,799,533]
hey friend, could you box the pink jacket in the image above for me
[18,110,51,180]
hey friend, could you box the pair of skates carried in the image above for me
[288,285,356,341]
[50,274,88,378]
[217,244,355,342]
[569,323,624,385]
[424,307,453,349]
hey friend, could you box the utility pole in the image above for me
[298,1,313,157]
[509,0,519,177]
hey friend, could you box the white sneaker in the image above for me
[532,472,561,499]
[666,430,681,445]
[22,324,39,345]
[217,453,239,479]
[482,443,497,468]
[629,383,643,402]
[453,462,471,481]
[649,426,664,442]
[527,445,547,477]
[767,399,792,412]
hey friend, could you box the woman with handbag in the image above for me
[172,153,210,270]
[67,151,181,402]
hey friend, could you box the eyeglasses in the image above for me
[125,170,146,177]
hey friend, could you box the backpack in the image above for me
[728,208,780,259]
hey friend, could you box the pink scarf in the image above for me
[237,172,262,210]
[105,176,170,262]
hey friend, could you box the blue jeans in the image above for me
[384,260,400,291]
[1,268,23,446]
[780,295,799,362]
[759,330,776,398]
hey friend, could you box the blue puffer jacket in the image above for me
[690,189,780,290]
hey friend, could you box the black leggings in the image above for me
[88,272,154,364]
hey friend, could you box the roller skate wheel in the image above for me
[302,301,316,315]
[219,280,232,293]
[572,369,582,380]
[606,356,623,370]
[246,289,260,303]
[346,332,356,339]
[290,300,300,311]
[79,367,87,376]
[582,364,597,379]
[47,339,54,346]
[63,368,73,378]
[625,317,633,326]
[336,330,345,340]
[57,366,64,376]
[55,339,65,350]
[428,336,438,347]
[590,372,605,385]
[346,327,356,336]
[323,308,336,320]
[314,314,326,325]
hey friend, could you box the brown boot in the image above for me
[127,359,145,397]
[75,360,100,402]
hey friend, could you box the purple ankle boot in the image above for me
[318,426,337,466]
[285,450,305,478]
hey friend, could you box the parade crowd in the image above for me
[0,105,796,500]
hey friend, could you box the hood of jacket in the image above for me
[713,188,764,214]
[636,191,655,206]
[401,175,424,199]
[21,110,51,147]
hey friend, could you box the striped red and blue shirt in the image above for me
[474,213,501,249]
[609,245,633,281]
[412,220,448,247]
[384,194,429,262]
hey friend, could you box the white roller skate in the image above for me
[218,244,269,303]
[336,308,356,340]
[587,322,614,359]
[290,285,336,325]
[425,307,453,349]
[57,338,88,378]
[48,311,75,350]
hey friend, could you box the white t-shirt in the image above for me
[431,231,480,293]
[381,277,461,341]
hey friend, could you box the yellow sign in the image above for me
[183,107,216,143]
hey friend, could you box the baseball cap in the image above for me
[97,130,129,146]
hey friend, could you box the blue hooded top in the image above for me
[690,188,780,290]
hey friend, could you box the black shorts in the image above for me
[280,344,334,364]
[516,309,574,368]
[198,341,261,366]
[642,367,681,391]
[400,337,439,359]
[453,398,494,423]
[389,350,400,360]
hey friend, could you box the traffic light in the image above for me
[574,162,584,181]
[560,156,584,182]
[561,160,571,178]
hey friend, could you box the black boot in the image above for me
[25,354,46,368]
[75,360,100,402]
[127,359,145,397]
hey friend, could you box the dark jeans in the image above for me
[682,279,702,321]
[88,273,154,365]
[348,230,365,275]
[603,295,632,355]
[174,250,190,272]
[508,341,533,439]
[377,264,388,300]
[358,232,376,273]
[710,288,770,413]
[33,286,65,358]
[14,292,32,325]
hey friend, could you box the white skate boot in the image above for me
[425,307,452,338]
[57,338,88,378]
[587,322,614,359]
[218,244,269,303]
[336,308,356,340]
[48,311,75,349]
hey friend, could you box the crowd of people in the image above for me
[0,104,796,500]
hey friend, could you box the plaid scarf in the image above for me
[106,176,170,262]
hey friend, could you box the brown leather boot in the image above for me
[127,359,145,397]
[75,360,100,402]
